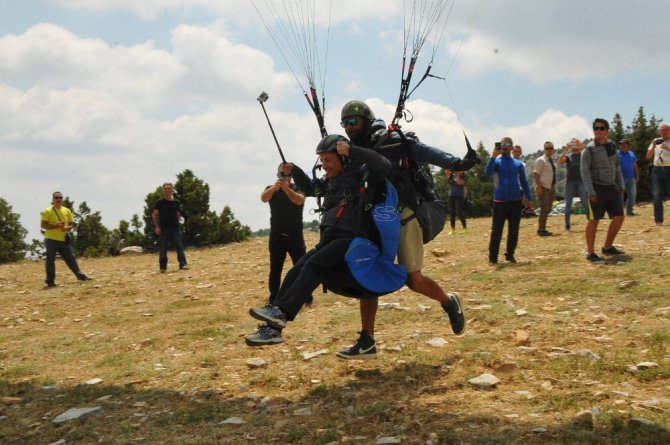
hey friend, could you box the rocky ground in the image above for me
[0,203,669,444]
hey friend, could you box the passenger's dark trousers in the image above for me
[268,233,306,302]
[45,238,82,284]
[159,226,187,270]
[448,196,467,229]
[274,237,351,320]
[489,200,522,262]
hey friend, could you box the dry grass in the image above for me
[1,203,669,444]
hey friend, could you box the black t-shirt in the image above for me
[154,198,181,228]
[268,185,304,235]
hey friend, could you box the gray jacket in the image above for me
[580,139,624,197]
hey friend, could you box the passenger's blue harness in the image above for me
[322,178,407,299]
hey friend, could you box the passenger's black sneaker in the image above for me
[504,253,517,263]
[537,230,553,237]
[249,304,287,329]
[76,273,91,281]
[442,292,466,336]
[45,281,56,288]
[179,264,189,270]
[336,330,377,360]
[601,246,625,255]
[245,324,284,346]
[586,253,605,263]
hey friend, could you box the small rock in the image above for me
[468,373,500,389]
[120,246,143,254]
[83,378,103,385]
[636,361,658,370]
[246,358,267,369]
[47,440,66,445]
[430,249,449,257]
[220,417,245,424]
[376,437,401,444]
[495,362,518,373]
[629,417,655,428]
[532,427,548,433]
[515,330,530,346]
[427,337,448,347]
[302,349,328,360]
[572,410,593,429]
[52,407,103,424]
[293,407,312,416]
[515,309,527,316]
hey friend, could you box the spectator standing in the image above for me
[617,139,639,216]
[558,138,588,230]
[485,137,533,264]
[580,118,625,263]
[534,141,557,236]
[646,123,670,226]
[152,182,188,272]
[40,191,91,287]
[261,167,307,303]
[512,145,523,160]
[446,170,468,235]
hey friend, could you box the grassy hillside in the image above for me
[1,203,669,444]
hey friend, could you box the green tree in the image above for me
[625,106,661,202]
[610,113,625,144]
[175,169,213,247]
[211,206,252,244]
[72,201,109,257]
[0,197,28,263]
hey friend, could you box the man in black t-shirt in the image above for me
[152,182,188,272]
[260,167,306,302]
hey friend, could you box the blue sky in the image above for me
[1,0,667,241]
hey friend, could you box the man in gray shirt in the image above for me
[580,118,625,263]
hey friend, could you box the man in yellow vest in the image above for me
[40,191,91,287]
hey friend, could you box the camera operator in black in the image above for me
[261,167,307,303]
[246,134,391,347]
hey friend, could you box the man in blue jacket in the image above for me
[485,137,533,264]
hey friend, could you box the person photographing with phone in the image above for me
[485,137,533,264]
[646,123,670,226]
[558,138,589,231]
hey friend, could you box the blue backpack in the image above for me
[323,180,407,299]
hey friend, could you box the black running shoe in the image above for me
[601,246,625,255]
[336,330,377,360]
[249,304,287,329]
[442,292,466,336]
[504,253,517,263]
[245,324,284,346]
[586,253,605,263]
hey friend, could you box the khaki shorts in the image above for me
[397,207,423,273]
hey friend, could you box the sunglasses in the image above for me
[53,197,63,200]
[593,126,608,131]
[340,117,358,128]
[545,147,554,150]
[501,143,513,148]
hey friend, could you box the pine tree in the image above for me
[0,197,28,263]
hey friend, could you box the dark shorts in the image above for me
[586,184,624,220]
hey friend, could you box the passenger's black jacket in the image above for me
[292,145,391,242]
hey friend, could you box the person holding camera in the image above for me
[40,191,91,287]
[558,138,589,230]
[261,165,307,304]
[485,137,533,264]
[446,169,468,235]
[580,118,625,263]
[646,123,670,226]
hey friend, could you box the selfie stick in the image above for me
[257,92,286,164]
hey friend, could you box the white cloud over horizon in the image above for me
[1,1,666,244]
